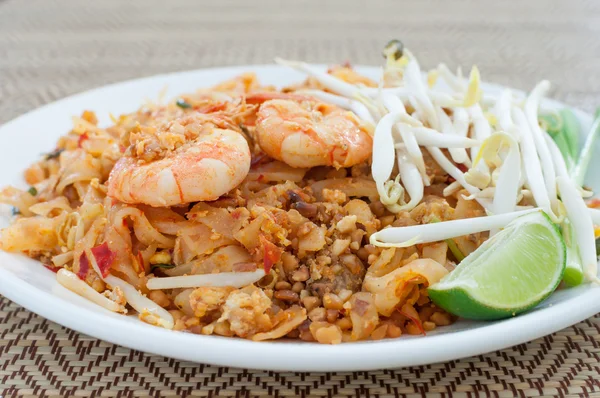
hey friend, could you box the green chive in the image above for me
[176,99,192,109]
[151,263,175,272]
[540,108,580,172]
[572,108,600,186]
[429,217,465,262]
[28,187,37,196]
[446,238,466,262]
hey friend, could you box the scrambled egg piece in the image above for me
[217,286,272,338]
[189,286,234,318]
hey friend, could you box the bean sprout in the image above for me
[105,275,174,329]
[478,133,521,235]
[394,128,479,148]
[57,269,124,313]
[371,209,538,247]
[436,107,471,166]
[403,60,439,129]
[511,107,557,220]
[426,146,491,211]
[146,269,266,290]
[380,93,428,182]
[372,112,403,207]
[525,81,558,204]
[297,89,375,124]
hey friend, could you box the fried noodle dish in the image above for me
[3,42,599,344]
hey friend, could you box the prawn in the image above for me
[250,93,373,168]
[107,113,250,207]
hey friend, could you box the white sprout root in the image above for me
[525,81,558,203]
[105,275,175,329]
[427,147,491,211]
[437,106,471,166]
[511,107,556,220]
[275,58,358,98]
[57,269,124,313]
[297,89,375,124]
[390,145,424,212]
[479,133,522,216]
[370,209,539,247]
[395,128,479,148]
[372,112,402,202]
[146,269,267,290]
[381,93,429,182]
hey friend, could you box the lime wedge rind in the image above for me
[428,211,566,321]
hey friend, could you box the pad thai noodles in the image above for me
[2,41,599,344]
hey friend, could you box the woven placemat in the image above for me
[2,0,600,396]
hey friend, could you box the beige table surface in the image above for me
[1,0,600,396]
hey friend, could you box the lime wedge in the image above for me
[428,211,566,320]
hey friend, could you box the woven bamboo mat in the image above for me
[1,0,600,396]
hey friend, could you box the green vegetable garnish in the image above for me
[28,187,37,196]
[176,99,192,109]
[562,222,584,287]
[151,263,175,272]
[540,109,580,171]
[430,217,465,262]
[446,238,465,262]
[571,108,600,186]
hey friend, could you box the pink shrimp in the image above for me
[107,113,250,207]
[251,94,373,169]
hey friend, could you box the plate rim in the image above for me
[1,64,599,372]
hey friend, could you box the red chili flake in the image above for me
[136,251,145,273]
[77,133,89,148]
[43,263,61,273]
[398,308,426,336]
[259,235,281,274]
[77,252,90,280]
[119,145,126,153]
[91,242,116,278]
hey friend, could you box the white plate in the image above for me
[1,65,599,372]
